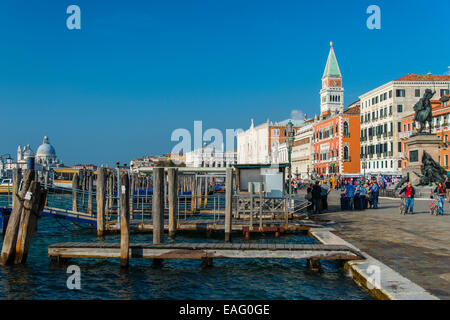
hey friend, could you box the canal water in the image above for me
[0,195,372,300]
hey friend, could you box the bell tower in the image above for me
[320,42,344,116]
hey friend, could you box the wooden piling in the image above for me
[152,168,164,245]
[119,173,130,268]
[12,169,22,208]
[307,258,321,271]
[168,168,178,238]
[224,168,233,243]
[0,170,34,265]
[72,173,79,212]
[14,181,47,264]
[130,174,135,219]
[87,171,93,214]
[96,168,106,237]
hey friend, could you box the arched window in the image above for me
[344,146,349,161]
[343,122,349,137]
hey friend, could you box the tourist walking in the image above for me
[433,182,446,215]
[371,180,379,209]
[344,181,356,211]
[357,182,367,210]
[321,181,331,211]
[398,181,415,214]
[311,181,322,214]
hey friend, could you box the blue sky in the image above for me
[0,0,449,166]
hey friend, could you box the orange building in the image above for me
[312,102,361,176]
[400,95,450,169]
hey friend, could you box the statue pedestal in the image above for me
[402,134,441,185]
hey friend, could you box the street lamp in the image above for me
[286,120,295,197]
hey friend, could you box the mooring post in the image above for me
[87,171,94,214]
[120,173,130,268]
[72,173,79,212]
[203,176,208,209]
[14,181,47,264]
[168,168,178,238]
[152,168,164,265]
[1,170,34,265]
[153,168,164,244]
[190,176,196,212]
[130,174,135,219]
[307,258,321,271]
[12,168,22,208]
[225,168,233,242]
[96,168,106,237]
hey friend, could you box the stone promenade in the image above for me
[302,189,450,299]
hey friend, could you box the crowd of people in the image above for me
[296,175,450,215]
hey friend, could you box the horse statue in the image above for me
[414,89,436,134]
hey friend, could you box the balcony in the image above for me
[388,131,393,137]
[383,132,388,138]
[399,131,412,140]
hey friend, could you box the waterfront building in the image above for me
[291,118,315,179]
[3,136,63,173]
[237,118,303,164]
[35,136,63,169]
[359,74,450,176]
[399,95,450,169]
[312,102,361,177]
[164,152,186,165]
[185,144,236,168]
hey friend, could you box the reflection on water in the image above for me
[0,194,372,300]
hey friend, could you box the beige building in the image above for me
[360,74,450,176]
[291,119,315,179]
[237,119,303,165]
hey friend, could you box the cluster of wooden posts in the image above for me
[0,169,47,265]
[114,167,233,267]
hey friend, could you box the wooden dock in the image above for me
[48,242,362,261]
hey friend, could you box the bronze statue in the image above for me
[395,172,409,191]
[414,151,447,186]
[414,89,436,134]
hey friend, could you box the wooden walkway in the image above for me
[48,242,362,261]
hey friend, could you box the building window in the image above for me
[396,89,406,97]
[389,106,392,115]
[397,105,403,113]
[441,89,449,97]
[343,146,349,160]
[397,122,401,132]
[398,142,402,152]
[343,122,349,137]
[446,155,449,167]
[389,90,392,98]
[415,89,421,97]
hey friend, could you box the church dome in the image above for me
[23,145,34,158]
[36,136,56,157]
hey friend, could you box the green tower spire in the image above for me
[322,42,341,79]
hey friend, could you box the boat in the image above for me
[0,178,13,194]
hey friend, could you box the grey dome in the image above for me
[36,136,56,157]
[23,145,34,158]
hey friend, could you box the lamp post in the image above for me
[286,120,295,198]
